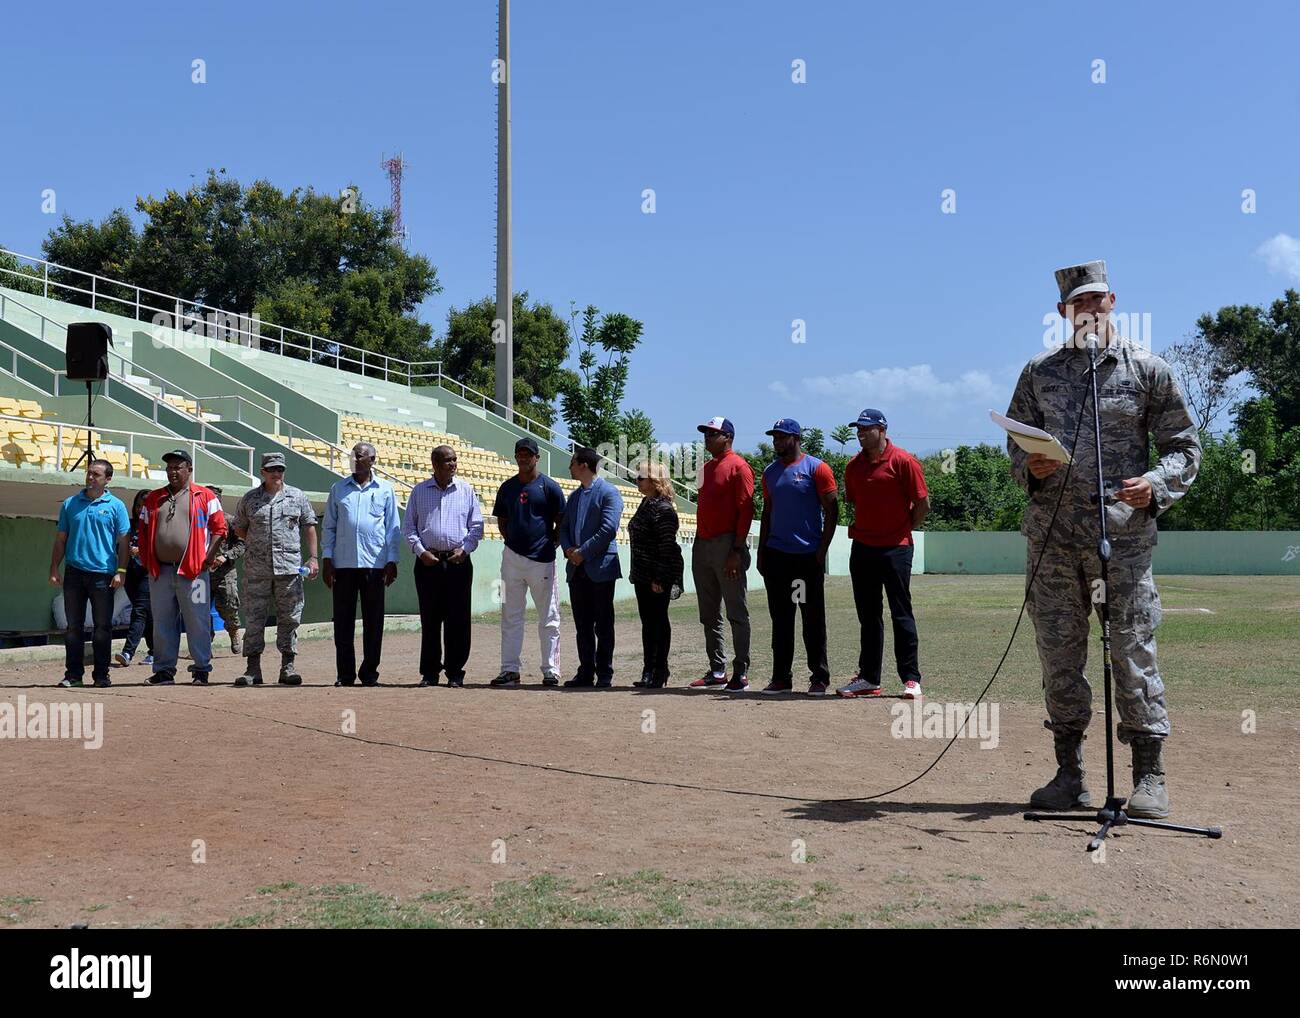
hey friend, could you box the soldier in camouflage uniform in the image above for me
[207,486,244,655]
[230,452,320,687]
[1006,260,1201,819]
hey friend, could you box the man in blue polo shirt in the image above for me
[49,459,131,688]
[757,419,839,696]
[491,437,566,688]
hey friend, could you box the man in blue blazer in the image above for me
[560,447,624,687]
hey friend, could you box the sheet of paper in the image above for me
[989,410,1072,463]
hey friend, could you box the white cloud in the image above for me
[787,364,1001,408]
[1257,233,1300,281]
[767,380,793,399]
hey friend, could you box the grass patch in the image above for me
[222,870,845,929]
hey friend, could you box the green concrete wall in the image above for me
[211,349,339,443]
[131,330,279,433]
[923,530,1300,575]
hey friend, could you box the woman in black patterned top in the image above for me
[628,461,683,688]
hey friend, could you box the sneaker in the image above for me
[447,677,464,688]
[190,673,209,685]
[688,673,728,690]
[542,671,560,687]
[147,672,175,686]
[837,677,882,698]
[724,675,750,693]
[93,677,112,688]
[114,652,131,668]
[233,674,263,688]
[761,679,793,695]
[807,681,830,697]
[142,654,153,666]
[58,677,83,688]
[490,672,521,689]
[902,679,923,700]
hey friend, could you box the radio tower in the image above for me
[380,152,407,244]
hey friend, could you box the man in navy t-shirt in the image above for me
[490,437,566,687]
[757,419,839,696]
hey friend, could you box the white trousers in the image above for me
[499,545,562,675]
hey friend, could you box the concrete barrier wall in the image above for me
[923,530,1300,575]
[4,514,1295,634]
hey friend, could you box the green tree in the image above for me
[558,304,645,450]
[1197,291,1300,430]
[920,444,1026,530]
[830,423,855,452]
[437,292,571,431]
[31,170,440,370]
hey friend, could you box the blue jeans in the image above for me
[148,564,213,678]
[63,564,116,682]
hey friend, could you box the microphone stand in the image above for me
[1024,329,1222,851]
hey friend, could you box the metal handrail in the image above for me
[422,370,697,501]
[0,247,426,387]
[1,249,694,501]
[0,291,260,472]
[0,412,250,482]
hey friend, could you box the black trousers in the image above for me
[761,547,830,684]
[122,558,154,659]
[413,557,473,682]
[633,581,672,681]
[850,542,920,684]
[569,570,616,683]
[63,564,116,682]
[332,567,387,684]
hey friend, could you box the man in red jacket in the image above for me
[137,449,227,685]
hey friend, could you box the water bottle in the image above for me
[298,566,311,578]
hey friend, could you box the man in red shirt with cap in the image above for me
[836,409,929,700]
[687,416,755,692]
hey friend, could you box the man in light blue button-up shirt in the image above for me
[322,443,401,686]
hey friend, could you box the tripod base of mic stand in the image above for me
[1026,797,1223,852]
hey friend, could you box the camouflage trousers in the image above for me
[212,567,240,632]
[1025,539,1170,744]
[243,573,304,658]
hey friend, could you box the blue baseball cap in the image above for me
[849,409,888,429]
[696,416,735,438]
[765,418,802,437]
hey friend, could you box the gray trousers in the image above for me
[242,573,304,659]
[691,535,751,677]
[1026,539,1170,744]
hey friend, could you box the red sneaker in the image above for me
[688,673,728,690]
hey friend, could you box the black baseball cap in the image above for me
[162,449,194,466]
[515,437,540,456]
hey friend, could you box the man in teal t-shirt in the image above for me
[49,459,130,687]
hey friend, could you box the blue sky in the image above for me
[2,0,1298,454]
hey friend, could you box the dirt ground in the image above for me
[2,616,1297,929]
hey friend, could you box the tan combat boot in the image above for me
[1030,731,1091,810]
[1128,737,1170,818]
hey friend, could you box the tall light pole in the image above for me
[494,0,513,419]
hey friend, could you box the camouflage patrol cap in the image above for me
[261,451,287,469]
[1055,260,1109,303]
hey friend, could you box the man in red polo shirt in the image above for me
[836,409,929,700]
[687,416,755,692]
